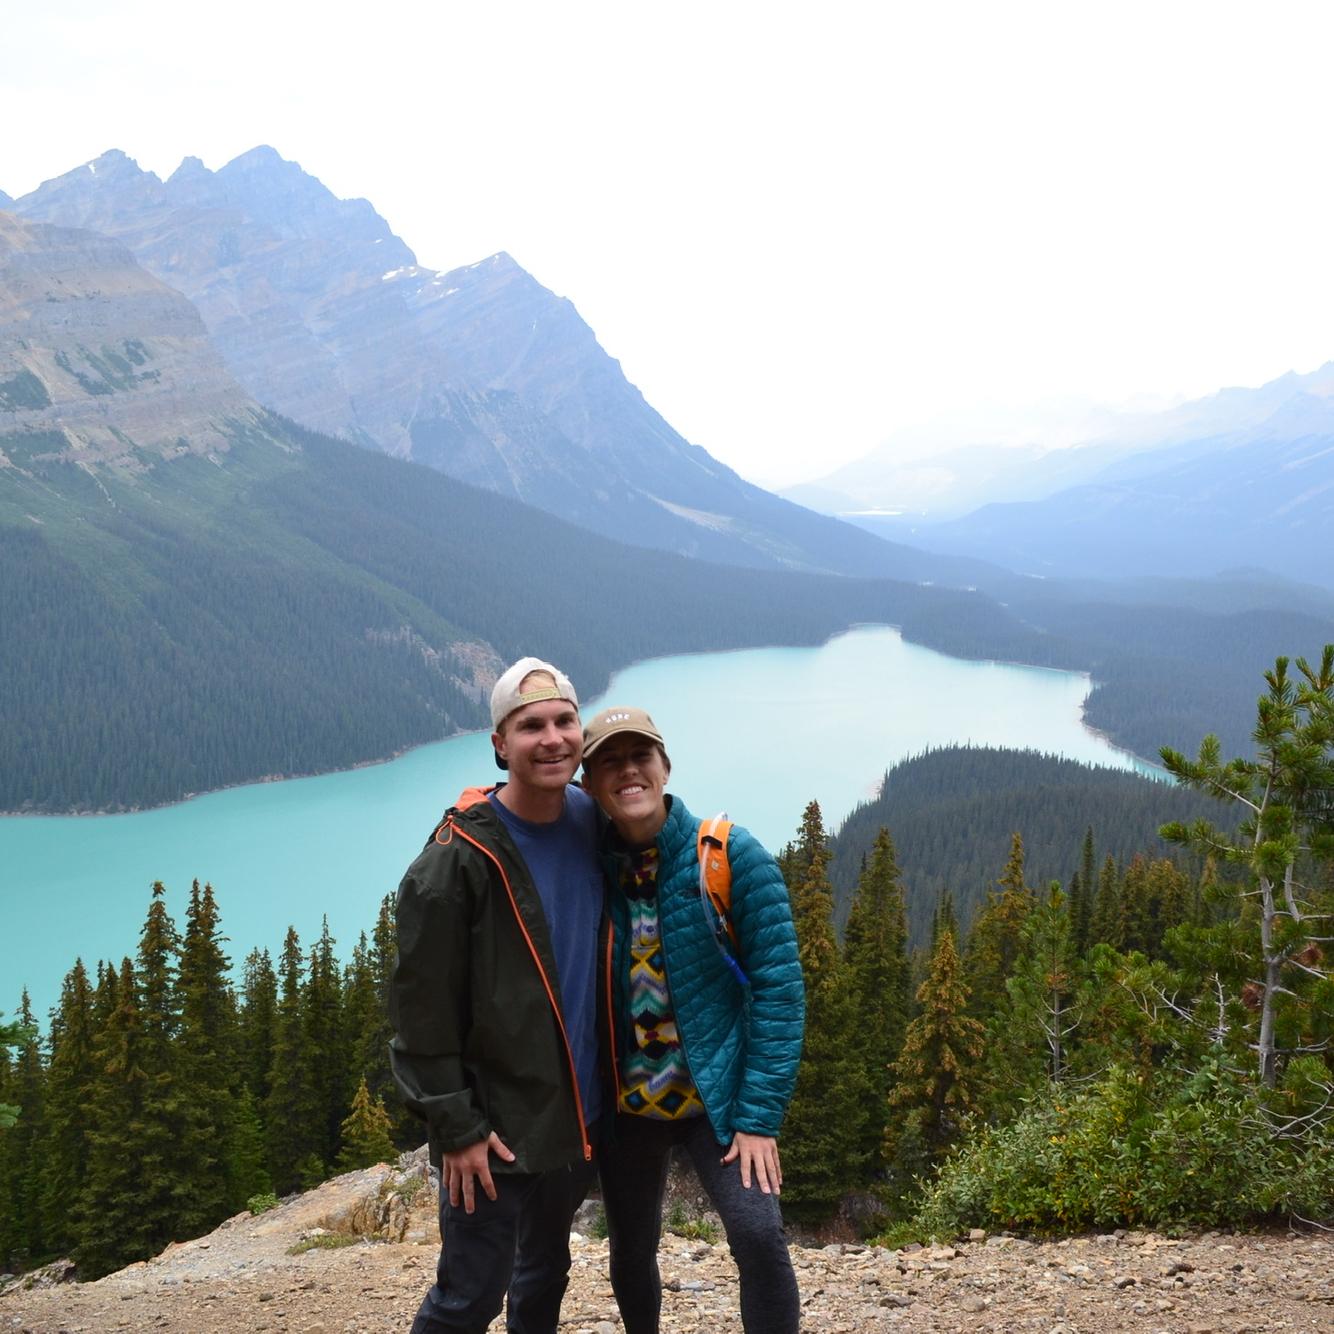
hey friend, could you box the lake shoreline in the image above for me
[0,624,1162,818]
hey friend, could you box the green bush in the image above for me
[904,1064,1333,1239]
[246,1192,280,1215]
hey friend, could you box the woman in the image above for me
[581,704,805,1334]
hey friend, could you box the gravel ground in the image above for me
[3,1164,1331,1332]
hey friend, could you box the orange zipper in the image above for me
[447,819,592,1162]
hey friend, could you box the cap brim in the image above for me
[581,726,665,762]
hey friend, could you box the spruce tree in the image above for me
[266,927,314,1191]
[1070,826,1096,952]
[39,960,96,1254]
[368,895,408,1134]
[964,832,1033,1019]
[238,946,278,1105]
[132,883,202,1256]
[1089,853,1122,947]
[304,917,347,1173]
[0,993,45,1265]
[780,805,867,1222]
[224,1086,272,1208]
[76,958,151,1277]
[176,880,237,1233]
[336,1077,397,1171]
[843,828,911,1176]
[887,927,984,1185]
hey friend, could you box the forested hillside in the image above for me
[0,415,946,811]
[776,654,1333,1232]
[827,747,1226,945]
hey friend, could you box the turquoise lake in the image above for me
[1,626,1161,1020]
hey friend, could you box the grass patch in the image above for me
[664,1200,721,1244]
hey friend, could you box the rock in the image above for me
[968,1228,987,1242]
[880,1292,913,1308]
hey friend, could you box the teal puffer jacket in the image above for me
[603,795,805,1143]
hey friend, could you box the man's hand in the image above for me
[721,1132,782,1194]
[444,1131,516,1213]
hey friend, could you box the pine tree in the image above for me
[843,828,911,1176]
[887,927,984,1182]
[39,960,96,1254]
[336,1077,397,1171]
[1006,882,1082,1084]
[1160,647,1334,1087]
[780,804,867,1222]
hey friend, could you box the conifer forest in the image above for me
[2,650,1332,1279]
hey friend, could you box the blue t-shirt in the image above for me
[489,785,603,1127]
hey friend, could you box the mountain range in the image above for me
[5,150,1332,814]
[0,207,999,811]
[790,365,1334,587]
[7,147,986,584]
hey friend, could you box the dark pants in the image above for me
[411,1154,597,1334]
[598,1113,800,1334]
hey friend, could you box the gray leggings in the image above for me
[598,1113,800,1334]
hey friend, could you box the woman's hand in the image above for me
[722,1132,782,1194]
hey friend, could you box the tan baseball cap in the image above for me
[490,657,578,728]
[581,705,666,762]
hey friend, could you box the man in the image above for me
[390,657,603,1333]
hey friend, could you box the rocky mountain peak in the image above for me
[17,150,163,231]
[166,155,210,185]
[84,148,154,182]
[0,189,12,209]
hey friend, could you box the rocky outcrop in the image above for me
[0,211,260,469]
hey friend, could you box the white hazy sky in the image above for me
[5,1,1334,486]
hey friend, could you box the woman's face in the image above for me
[583,732,670,843]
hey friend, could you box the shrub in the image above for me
[904,1063,1332,1239]
[246,1192,280,1215]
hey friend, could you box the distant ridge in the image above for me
[12,148,992,584]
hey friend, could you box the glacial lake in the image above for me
[1,625,1161,1020]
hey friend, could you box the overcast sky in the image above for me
[5,1,1334,486]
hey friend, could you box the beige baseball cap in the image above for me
[581,705,666,762]
[490,657,579,728]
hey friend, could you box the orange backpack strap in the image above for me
[698,813,746,984]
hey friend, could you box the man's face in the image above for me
[583,733,670,832]
[492,698,583,794]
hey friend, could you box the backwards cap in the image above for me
[490,656,579,729]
